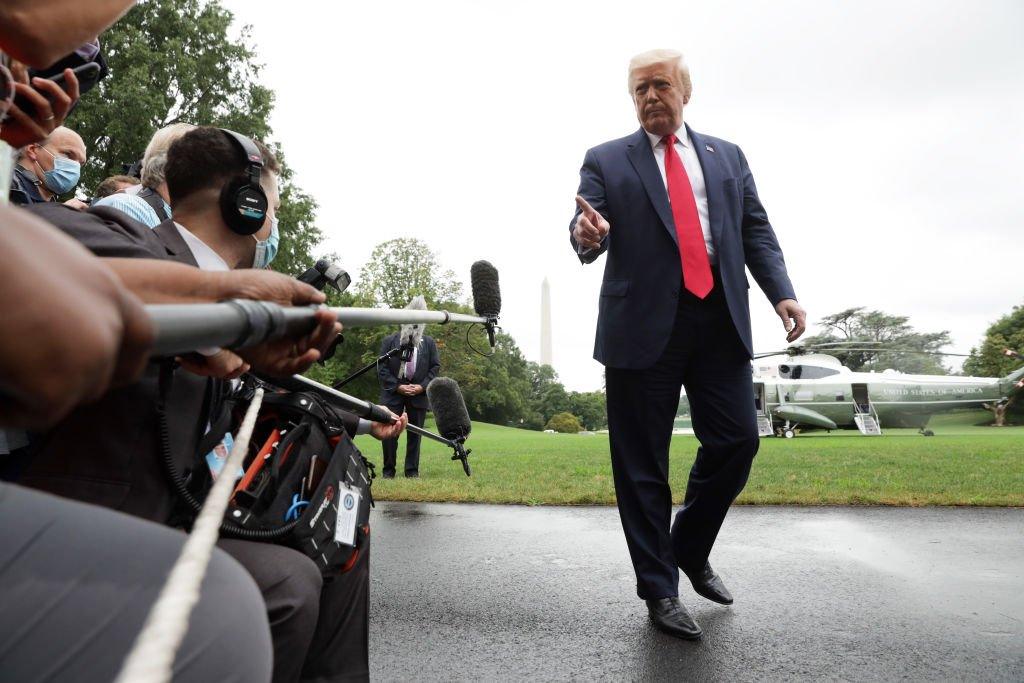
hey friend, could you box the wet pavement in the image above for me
[368,503,1023,681]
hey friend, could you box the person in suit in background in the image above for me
[378,296,441,478]
[570,48,806,640]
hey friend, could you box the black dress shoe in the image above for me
[382,471,396,479]
[685,563,733,605]
[645,597,702,640]
[404,471,419,479]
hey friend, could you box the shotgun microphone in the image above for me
[470,261,501,349]
[427,377,473,475]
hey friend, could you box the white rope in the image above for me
[114,388,265,683]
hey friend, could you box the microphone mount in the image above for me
[451,438,471,477]
[297,259,351,293]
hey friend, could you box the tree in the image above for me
[569,391,607,431]
[527,362,571,425]
[801,307,952,374]
[307,239,540,428]
[965,302,1024,425]
[545,412,582,434]
[68,0,321,275]
[964,303,1024,377]
[355,238,462,309]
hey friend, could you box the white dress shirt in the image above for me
[175,222,230,272]
[645,127,716,262]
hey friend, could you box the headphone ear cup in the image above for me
[219,177,268,236]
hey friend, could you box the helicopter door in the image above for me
[851,383,882,435]
[852,384,870,413]
[753,382,773,437]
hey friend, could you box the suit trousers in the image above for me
[605,283,759,600]
[0,483,272,682]
[381,404,426,476]
[217,536,371,683]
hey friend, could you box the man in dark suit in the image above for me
[570,49,806,640]
[378,303,441,478]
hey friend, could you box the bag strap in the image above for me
[138,186,172,222]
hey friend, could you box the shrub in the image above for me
[545,412,582,433]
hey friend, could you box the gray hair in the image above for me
[141,122,196,188]
[627,49,692,100]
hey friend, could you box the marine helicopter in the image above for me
[677,345,1024,438]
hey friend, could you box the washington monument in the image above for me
[540,277,553,367]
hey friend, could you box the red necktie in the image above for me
[663,134,713,298]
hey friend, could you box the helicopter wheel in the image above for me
[921,429,935,437]
[783,429,795,439]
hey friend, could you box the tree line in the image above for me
[68,0,604,432]
[67,0,1021,428]
[302,239,606,431]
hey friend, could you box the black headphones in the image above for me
[218,128,268,236]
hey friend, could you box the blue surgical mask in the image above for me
[252,216,280,269]
[40,147,81,195]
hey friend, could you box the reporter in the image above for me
[94,173,141,199]
[20,127,383,683]
[0,214,271,683]
[9,125,86,205]
[93,122,195,227]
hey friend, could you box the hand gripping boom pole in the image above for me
[146,302,493,357]
[146,259,501,357]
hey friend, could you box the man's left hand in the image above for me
[775,299,806,343]
[370,410,408,441]
[237,307,341,376]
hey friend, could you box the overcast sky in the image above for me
[221,0,1023,391]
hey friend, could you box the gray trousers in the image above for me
[218,535,371,683]
[0,483,272,682]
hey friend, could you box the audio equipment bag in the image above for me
[159,367,374,579]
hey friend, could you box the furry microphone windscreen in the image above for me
[470,261,501,318]
[399,295,427,349]
[427,377,472,440]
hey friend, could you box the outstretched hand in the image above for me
[775,299,806,343]
[573,195,610,250]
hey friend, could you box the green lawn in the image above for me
[354,410,1024,507]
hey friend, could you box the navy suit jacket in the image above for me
[570,124,796,369]
[377,333,441,411]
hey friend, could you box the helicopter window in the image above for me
[788,365,840,379]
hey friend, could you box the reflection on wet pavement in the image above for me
[370,504,1024,681]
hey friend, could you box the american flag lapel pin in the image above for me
[705,144,715,153]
